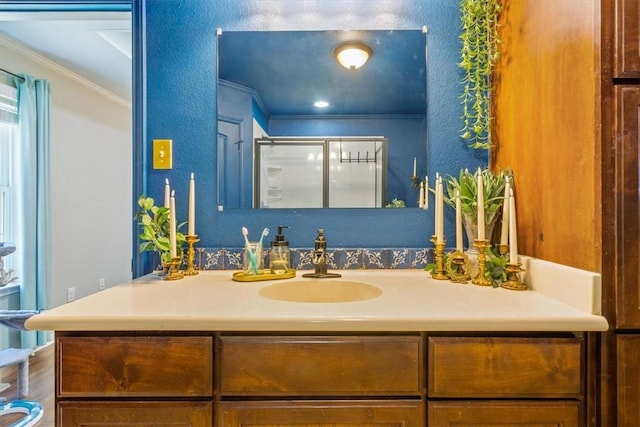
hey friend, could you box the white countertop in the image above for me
[26,257,608,332]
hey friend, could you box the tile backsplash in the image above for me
[195,247,435,271]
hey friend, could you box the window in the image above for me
[0,81,19,259]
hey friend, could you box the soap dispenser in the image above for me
[269,225,290,274]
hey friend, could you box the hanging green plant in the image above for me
[459,0,502,149]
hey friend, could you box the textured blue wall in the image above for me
[141,0,487,265]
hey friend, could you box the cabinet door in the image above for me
[428,400,581,426]
[217,400,424,426]
[615,0,640,77]
[58,401,212,426]
[618,335,640,426]
[615,86,640,328]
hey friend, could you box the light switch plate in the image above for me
[153,139,172,169]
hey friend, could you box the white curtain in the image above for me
[15,74,51,348]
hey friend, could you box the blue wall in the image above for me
[139,0,487,274]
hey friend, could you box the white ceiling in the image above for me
[0,11,131,102]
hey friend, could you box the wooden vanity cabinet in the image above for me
[427,336,585,426]
[55,334,214,426]
[54,332,587,426]
[216,335,425,426]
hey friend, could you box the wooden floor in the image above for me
[0,343,54,426]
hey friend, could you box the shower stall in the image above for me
[254,136,387,208]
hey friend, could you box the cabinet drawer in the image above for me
[428,337,582,398]
[219,335,423,396]
[428,400,581,426]
[218,400,424,425]
[58,401,212,426]
[58,336,213,397]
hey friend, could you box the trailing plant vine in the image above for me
[459,0,502,149]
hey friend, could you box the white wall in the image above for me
[1,36,132,308]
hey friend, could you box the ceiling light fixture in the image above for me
[314,100,330,108]
[333,42,372,70]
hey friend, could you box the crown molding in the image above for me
[0,33,130,109]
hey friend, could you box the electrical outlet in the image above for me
[99,278,106,290]
[67,287,75,302]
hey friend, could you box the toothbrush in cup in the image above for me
[241,227,260,275]
[258,228,269,248]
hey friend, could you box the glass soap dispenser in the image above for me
[269,225,290,274]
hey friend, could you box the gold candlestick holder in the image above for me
[498,244,509,256]
[501,263,528,291]
[184,234,200,276]
[163,256,184,281]
[446,250,471,283]
[471,239,492,286]
[430,236,448,280]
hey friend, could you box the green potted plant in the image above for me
[443,168,510,248]
[135,196,187,270]
[459,0,502,149]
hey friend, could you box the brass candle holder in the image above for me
[471,239,492,286]
[445,250,471,283]
[163,256,184,281]
[430,235,448,280]
[498,244,509,256]
[501,263,528,291]
[184,234,200,276]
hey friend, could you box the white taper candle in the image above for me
[170,190,177,258]
[164,178,170,208]
[423,176,429,210]
[455,190,462,251]
[509,189,518,264]
[188,173,195,235]
[500,178,511,246]
[437,177,444,244]
[477,168,485,241]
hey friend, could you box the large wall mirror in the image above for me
[217,29,427,209]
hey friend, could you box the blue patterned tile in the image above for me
[342,249,363,269]
[194,246,443,271]
[292,248,314,270]
[389,248,411,269]
[363,248,388,269]
[200,248,224,270]
[224,248,243,270]
[410,248,432,269]
[325,249,340,269]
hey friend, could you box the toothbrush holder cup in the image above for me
[243,242,263,275]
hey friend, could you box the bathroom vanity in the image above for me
[27,261,607,426]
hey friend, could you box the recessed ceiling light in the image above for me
[314,100,329,108]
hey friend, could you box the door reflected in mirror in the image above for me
[217,29,427,209]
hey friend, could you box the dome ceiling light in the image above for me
[333,42,372,70]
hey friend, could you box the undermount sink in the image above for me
[259,279,382,303]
